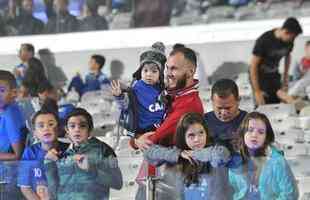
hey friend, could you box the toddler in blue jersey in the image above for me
[18,109,69,200]
[0,70,27,199]
[144,112,233,200]
[111,42,166,136]
[229,112,298,200]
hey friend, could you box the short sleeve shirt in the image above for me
[253,29,293,74]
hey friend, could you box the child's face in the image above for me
[0,80,16,109]
[244,119,267,150]
[66,115,90,145]
[141,63,160,85]
[185,123,207,150]
[34,114,58,144]
[88,58,100,73]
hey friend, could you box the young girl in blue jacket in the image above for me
[229,111,298,200]
[144,112,232,200]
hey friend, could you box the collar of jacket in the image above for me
[166,79,199,98]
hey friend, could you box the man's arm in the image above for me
[283,54,291,91]
[0,142,24,160]
[250,55,265,105]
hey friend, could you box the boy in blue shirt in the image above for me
[18,109,69,200]
[68,54,110,96]
[0,70,27,199]
[84,54,110,93]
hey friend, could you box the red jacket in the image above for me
[149,80,204,145]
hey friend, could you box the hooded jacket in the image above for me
[229,146,298,200]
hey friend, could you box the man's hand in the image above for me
[111,80,122,97]
[254,90,265,105]
[134,132,154,151]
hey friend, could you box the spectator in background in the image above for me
[22,57,48,97]
[7,0,44,35]
[14,43,35,87]
[109,59,127,87]
[38,48,67,90]
[277,41,310,103]
[131,0,173,28]
[79,0,109,32]
[250,17,303,105]
[292,40,310,81]
[68,54,110,96]
[45,0,79,33]
[2,0,19,35]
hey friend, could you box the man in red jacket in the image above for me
[134,47,204,150]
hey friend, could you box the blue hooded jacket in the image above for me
[229,146,298,200]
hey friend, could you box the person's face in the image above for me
[19,46,32,62]
[34,114,58,144]
[88,58,99,73]
[66,116,90,145]
[141,63,160,85]
[281,30,297,42]
[165,53,194,90]
[244,119,266,150]
[185,123,207,150]
[0,80,16,109]
[212,93,239,122]
[22,0,33,13]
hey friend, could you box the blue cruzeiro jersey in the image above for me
[133,80,165,130]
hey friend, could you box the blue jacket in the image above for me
[229,146,298,200]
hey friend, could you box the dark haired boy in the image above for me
[45,107,123,200]
[68,54,110,96]
[0,70,27,198]
[84,54,110,93]
[250,17,303,105]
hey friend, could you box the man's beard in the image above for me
[166,73,187,90]
[175,74,187,90]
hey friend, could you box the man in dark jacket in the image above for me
[45,0,79,33]
[7,0,44,35]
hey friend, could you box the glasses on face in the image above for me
[35,121,57,131]
[67,122,88,130]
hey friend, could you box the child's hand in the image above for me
[180,150,196,165]
[36,184,50,200]
[74,154,89,171]
[210,146,231,168]
[45,149,59,161]
[111,80,122,97]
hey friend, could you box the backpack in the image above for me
[118,87,139,137]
